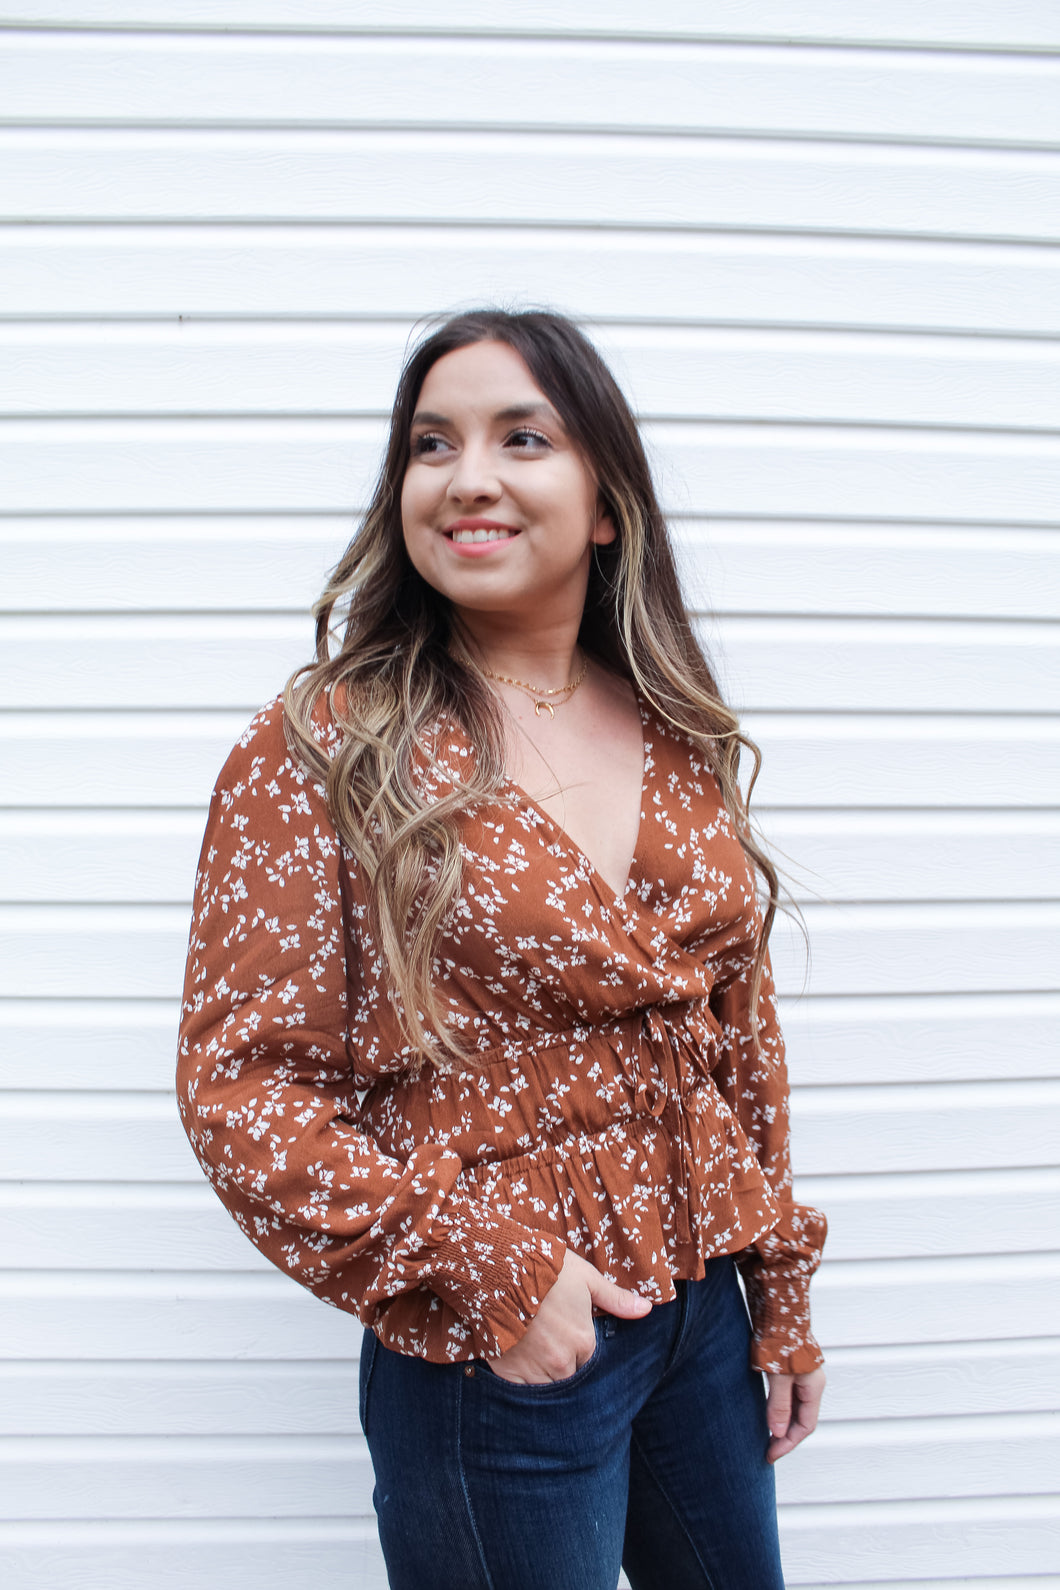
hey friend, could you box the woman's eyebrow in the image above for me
[410,401,560,428]
[494,402,558,423]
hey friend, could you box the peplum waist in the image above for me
[359,998,783,1294]
[360,1000,722,1162]
[458,1103,781,1302]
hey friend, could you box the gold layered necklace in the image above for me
[481,655,589,719]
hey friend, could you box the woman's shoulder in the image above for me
[633,689,717,777]
[211,690,343,803]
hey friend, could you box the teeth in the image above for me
[451,528,514,543]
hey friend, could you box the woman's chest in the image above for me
[499,680,646,901]
[439,719,758,992]
[342,712,761,1073]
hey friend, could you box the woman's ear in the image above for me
[591,500,618,546]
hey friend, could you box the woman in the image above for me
[178,309,826,1590]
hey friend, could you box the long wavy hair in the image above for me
[284,309,779,1065]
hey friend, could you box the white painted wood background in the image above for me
[1,3,1058,1586]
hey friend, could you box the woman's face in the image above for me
[400,340,615,627]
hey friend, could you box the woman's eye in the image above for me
[506,428,551,451]
[410,433,449,456]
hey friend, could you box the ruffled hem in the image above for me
[367,1109,822,1367]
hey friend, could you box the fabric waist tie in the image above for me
[637,1005,718,1251]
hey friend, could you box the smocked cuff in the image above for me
[739,1252,824,1376]
[430,1206,567,1359]
[749,1330,825,1377]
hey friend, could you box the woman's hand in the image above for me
[486,1249,652,1385]
[765,1365,826,1462]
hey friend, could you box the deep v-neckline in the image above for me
[501,694,648,904]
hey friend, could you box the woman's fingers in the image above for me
[766,1374,793,1447]
[486,1251,650,1383]
[765,1366,826,1463]
[583,1264,653,1320]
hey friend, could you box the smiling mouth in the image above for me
[447,527,519,544]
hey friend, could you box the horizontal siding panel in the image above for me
[0,324,407,418]
[0,1000,183,1091]
[782,992,1060,1085]
[2,130,1059,240]
[5,1338,1057,1436]
[4,35,1060,145]
[0,1433,370,1521]
[0,1272,361,1360]
[755,810,1059,902]
[1,1516,1055,1590]
[775,1411,1060,1505]
[796,1167,1060,1259]
[2,1079,1056,1182]
[612,325,1060,428]
[0,1518,385,1590]
[759,903,1060,985]
[1,521,340,614]
[5,419,1060,523]
[0,1254,1056,1355]
[0,1360,367,1437]
[1,1413,1053,1519]
[4,1166,1057,1268]
[683,523,1060,620]
[5,2,1060,48]
[4,991,1055,1093]
[2,900,1057,999]
[2,1187,271,1271]
[5,808,1058,904]
[791,1079,1060,1175]
[780,1496,1060,1580]
[796,1582,1060,1590]
[3,614,310,709]
[0,1095,204,1182]
[3,227,1060,335]
[0,713,251,808]
[747,715,1060,810]
[9,323,1060,431]
[6,519,1059,623]
[709,619,1060,715]
[5,615,1058,714]
[822,1339,1060,1422]
[2,711,1056,811]
[811,1253,1060,1348]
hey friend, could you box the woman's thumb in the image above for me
[586,1272,652,1319]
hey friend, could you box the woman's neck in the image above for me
[452,613,584,692]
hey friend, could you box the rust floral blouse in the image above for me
[178,694,826,1377]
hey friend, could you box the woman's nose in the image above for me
[446,442,501,502]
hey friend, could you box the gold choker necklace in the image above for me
[481,657,589,719]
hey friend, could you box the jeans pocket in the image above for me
[480,1318,603,1394]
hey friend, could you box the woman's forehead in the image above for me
[414,340,554,419]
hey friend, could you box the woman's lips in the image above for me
[444,520,521,548]
[449,527,518,544]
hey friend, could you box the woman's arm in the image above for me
[709,946,827,1378]
[177,701,565,1359]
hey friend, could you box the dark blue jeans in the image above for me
[359,1255,785,1590]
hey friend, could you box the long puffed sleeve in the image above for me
[710,945,827,1376]
[177,701,565,1361]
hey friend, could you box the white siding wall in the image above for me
[2,4,1058,1586]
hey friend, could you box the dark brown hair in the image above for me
[285,310,778,1064]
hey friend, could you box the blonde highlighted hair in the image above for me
[284,310,779,1065]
